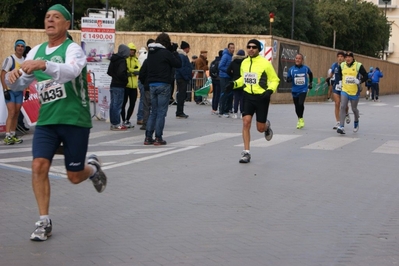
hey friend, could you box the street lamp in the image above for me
[382,0,390,60]
[383,0,390,17]
[269,12,275,36]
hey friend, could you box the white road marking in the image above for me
[0,147,32,154]
[373,140,399,155]
[301,136,358,150]
[235,134,301,147]
[173,132,241,146]
[102,146,198,170]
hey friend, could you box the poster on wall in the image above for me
[81,17,115,121]
[278,43,299,93]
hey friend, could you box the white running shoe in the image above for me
[239,151,251,163]
[30,219,52,241]
[333,122,340,130]
[337,127,346,134]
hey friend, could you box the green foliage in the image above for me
[116,17,132,31]
[0,0,113,29]
[0,0,391,58]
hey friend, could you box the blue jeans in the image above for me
[146,84,171,139]
[137,80,144,121]
[109,86,125,126]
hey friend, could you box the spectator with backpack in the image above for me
[1,39,28,144]
[16,45,32,134]
[365,67,373,100]
[209,50,223,115]
[370,67,383,102]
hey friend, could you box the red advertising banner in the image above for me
[0,80,39,132]
[21,80,40,126]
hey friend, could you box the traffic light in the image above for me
[269,12,275,23]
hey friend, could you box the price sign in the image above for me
[81,17,115,44]
[82,33,115,42]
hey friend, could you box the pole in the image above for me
[291,0,295,39]
[71,0,74,29]
[333,30,336,49]
[106,0,109,18]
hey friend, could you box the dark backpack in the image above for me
[10,55,16,71]
[209,59,220,79]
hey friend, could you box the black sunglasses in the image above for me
[246,45,258,49]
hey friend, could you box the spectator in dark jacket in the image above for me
[138,59,153,130]
[218,43,235,117]
[144,32,182,145]
[107,44,130,130]
[370,67,383,102]
[175,41,193,118]
[210,50,223,115]
[227,49,246,118]
[137,38,155,129]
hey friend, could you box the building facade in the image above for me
[367,0,399,63]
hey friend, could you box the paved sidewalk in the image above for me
[1,95,399,266]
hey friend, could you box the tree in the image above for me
[122,0,270,34]
[0,0,391,58]
[316,0,389,57]
[0,0,122,29]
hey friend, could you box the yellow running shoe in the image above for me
[297,118,305,129]
[3,136,15,145]
[12,135,23,144]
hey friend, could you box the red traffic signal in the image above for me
[269,12,275,22]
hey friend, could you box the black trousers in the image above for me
[176,79,188,115]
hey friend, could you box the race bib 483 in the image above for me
[244,72,258,85]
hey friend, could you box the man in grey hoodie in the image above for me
[107,44,130,130]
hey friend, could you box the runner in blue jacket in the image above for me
[286,53,313,129]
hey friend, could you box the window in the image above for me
[378,0,392,5]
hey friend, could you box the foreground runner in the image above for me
[6,4,107,241]
[335,51,368,134]
[326,51,350,130]
[226,39,280,163]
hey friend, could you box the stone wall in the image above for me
[1,28,398,103]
